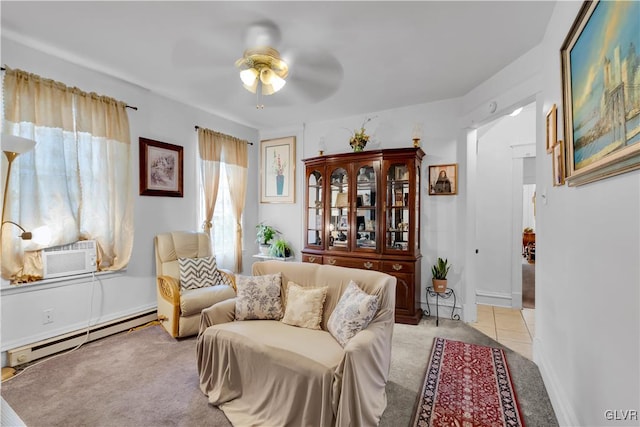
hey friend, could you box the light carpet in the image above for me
[1,317,557,426]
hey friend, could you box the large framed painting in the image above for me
[428,163,458,196]
[139,137,184,197]
[261,136,296,203]
[561,0,640,186]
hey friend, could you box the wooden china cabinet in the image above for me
[302,147,424,324]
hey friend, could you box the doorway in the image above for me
[468,102,537,358]
[522,175,536,309]
[473,102,536,309]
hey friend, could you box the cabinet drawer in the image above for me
[382,261,415,273]
[324,257,380,271]
[302,254,323,264]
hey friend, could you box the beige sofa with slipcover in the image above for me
[196,260,396,427]
[155,231,236,338]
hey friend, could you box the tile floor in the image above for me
[470,304,535,360]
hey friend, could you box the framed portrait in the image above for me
[261,136,296,203]
[546,104,557,154]
[139,137,183,197]
[428,163,458,196]
[561,0,640,186]
[553,140,566,187]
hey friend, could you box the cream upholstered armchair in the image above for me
[155,231,236,338]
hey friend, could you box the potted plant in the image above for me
[269,238,292,258]
[431,257,451,293]
[256,223,278,255]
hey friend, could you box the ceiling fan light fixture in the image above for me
[236,47,288,96]
[240,68,259,86]
[267,73,286,92]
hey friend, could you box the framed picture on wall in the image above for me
[260,136,296,203]
[546,104,557,154]
[428,163,458,196]
[561,0,640,186]
[552,140,566,187]
[139,137,184,197]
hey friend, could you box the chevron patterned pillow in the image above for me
[178,256,221,291]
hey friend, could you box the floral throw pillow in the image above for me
[235,273,283,320]
[178,256,220,291]
[281,282,328,330]
[327,280,379,347]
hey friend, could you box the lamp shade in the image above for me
[2,134,36,154]
[30,225,52,246]
[240,68,259,86]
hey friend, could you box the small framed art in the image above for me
[261,136,296,203]
[552,140,566,187]
[139,137,183,197]
[428,164,457,196]
[546,104,557,154]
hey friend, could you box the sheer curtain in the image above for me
[223,139,248,272]
[2,68,133,281]
[197,128,248,272]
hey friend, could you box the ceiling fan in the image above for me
[233,20,343,109]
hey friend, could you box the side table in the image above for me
[424,286,460,326]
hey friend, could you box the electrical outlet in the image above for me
[43,309,54,324]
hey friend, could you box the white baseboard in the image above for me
[476,290,512,307]
[534,336,580,426]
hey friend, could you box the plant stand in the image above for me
[424,287,460,327]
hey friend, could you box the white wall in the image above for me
[533,2,640,425]
[1,38,259,361]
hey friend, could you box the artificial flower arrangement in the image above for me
[349,116,376,152]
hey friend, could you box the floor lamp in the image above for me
[1,133,49,242]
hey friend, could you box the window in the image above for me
[2,68,133,282]
[199,163,239,270]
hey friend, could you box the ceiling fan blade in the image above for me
[274,49,344,104]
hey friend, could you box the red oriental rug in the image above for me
[412,337,525,427]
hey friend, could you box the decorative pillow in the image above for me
[235,273,283,320]
[178,256,220,291]
[327,280,379,347]
[281,282,328,330]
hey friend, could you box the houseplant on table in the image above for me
[269,238,293,258]
[431,257,451,293]
[256,223,278,255]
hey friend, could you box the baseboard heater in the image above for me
[6,309,157,367]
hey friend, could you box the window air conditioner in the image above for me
[42,240,97,279]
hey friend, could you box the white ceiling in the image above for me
[1,1,555,131]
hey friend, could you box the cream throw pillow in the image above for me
[281,282,328,330]
[235,273,283,320]
[327,280,379,347]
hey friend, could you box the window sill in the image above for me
[0,270,127,296]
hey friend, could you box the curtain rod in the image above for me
[194,126,254,145]
[1,66,138,111]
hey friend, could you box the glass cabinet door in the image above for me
[386,163,410,252]
[355,163,377,251]
[306,170,324,247]
[328,167,349,251]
